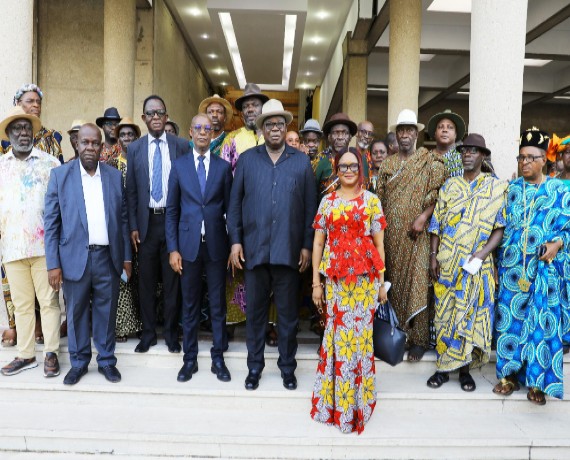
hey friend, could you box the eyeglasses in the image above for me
[337,163,359,173]
[459,146,481,155]
[103,121,118,127]
[9,123,33,135]
[192,124,213,133]
[264,121,286,131]
[144,109,167,118]
[330,130,350,139]
[516,155,544,163]
[358,129,374,138]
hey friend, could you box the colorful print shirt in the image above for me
[220,127,264,173]
[0,148,61,263]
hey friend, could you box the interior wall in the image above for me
[153,0,210,138]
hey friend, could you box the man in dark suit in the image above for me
[126,95,190,353]
[44,123,131,385]
[227,100,317,391]
[166,113,233,383]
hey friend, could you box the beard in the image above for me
[12,139,33,154]
[245,119,257,130]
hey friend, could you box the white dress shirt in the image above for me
[80,162,109,245]
[194,149,210,236]
[148,132,171,208]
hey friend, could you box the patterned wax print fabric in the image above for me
[190,131,227,157]
[220,126,264,173]
[1,126,64,164]
[0,148,60,264]
[314,149,337,200]
[432,146,463,179]
[310,190,386,434]
[496,177,570,399]
[100,143,121,164]
[107,154,143,338]
[429,174,507,372]
[375,148,446,347]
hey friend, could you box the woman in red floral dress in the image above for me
[311,148,388,434]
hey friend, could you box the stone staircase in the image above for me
[0,324,569,460]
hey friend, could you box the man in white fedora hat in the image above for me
[0,106,62,378]
[227,99,317,392]
[376,109,445,362]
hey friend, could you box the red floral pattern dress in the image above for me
[310,190,386,434]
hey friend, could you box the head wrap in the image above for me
[13,83,43,106]
[546,133,570,162]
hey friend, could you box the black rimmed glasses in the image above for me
[516,155,544,163]
[144,109,167,118]
[264,121,286,131]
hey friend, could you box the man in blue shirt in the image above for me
[227,100,317,391]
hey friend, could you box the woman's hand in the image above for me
[378,285,388,304]
[312,285,325,309]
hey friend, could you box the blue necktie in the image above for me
[151,139,163,202]
[197,155,206,197]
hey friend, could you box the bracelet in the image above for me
[312,283,324,289]
[430,251,437,255]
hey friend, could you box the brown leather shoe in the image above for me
[1,357,38,376]
[44,352,60,378]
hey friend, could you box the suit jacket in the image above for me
[125,133,191,242]
[227,144,317,270]
[166,152,232,262]
[44,160,131,281]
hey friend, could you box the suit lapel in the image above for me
[186,153,203,199]
[140,135,150,184]
[204,154,218,202]
[71,161,88,233]
[167,134,178,161]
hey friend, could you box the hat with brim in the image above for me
[322,113,357,137]
[255,99,293,131]
[0,106,42,141]
[199,94,233,126]
[427,109,466,141]
[299,118,323,136]
[235,83,269,112]
[461,133,491,155]
[96,107,121,127]
[388,109,425,132]
[114,117,142,139]
[67,119,87,135]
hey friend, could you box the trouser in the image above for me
[244,264,299,374]
[4,256,60,359]
[63,246,119,368]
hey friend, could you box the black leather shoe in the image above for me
[134,338,157,353]
[281,371,297,390]
[211,361,231,382]
[63,366,88,385]
[167,342,182,353]
[177,361,198,382]
[98,365,121,383]
[244,369,262,390]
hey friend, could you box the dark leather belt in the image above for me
[150,207,166,215]
[88,244,108,251]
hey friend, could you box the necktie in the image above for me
[151,139,163,202]
[197,155,206,197]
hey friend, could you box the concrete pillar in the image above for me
[387,0,421,128]
[104,0,137,116]
[469,0,528,180]
[0,0,34,116]
[342,37,368,125]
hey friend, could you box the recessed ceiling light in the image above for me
[524,58,552,67]
[200,34,209,40]
[187,7,201,17]
[305,71,312,76]
[208,53,217,59]
[457,91,470,95]
[214,68,225,75]
[367,87,388,92]
[427,0,472,13]
[554,95,570,100]
[300,83,311,90]
[309,56,317,62]
[316,11,329,20]
[220,82,227,86]
[311,36,323,44]
[419,54,435,62]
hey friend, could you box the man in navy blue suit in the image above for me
[166,113,233,382]
[126,95,190,354]
[44,123,131,385]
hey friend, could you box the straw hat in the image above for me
[114,117,142,138]
[67,119,87,135]
[0,106,42,141]
[198,94,233,125]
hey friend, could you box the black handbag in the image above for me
[373,300,407,366]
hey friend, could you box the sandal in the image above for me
[265,324,278,347]
[1,328,16,347]
[407,345,426,362]
[527,388,546,406]
[492,377,520,396]
[427,371,449,389]
[459,372,476,392]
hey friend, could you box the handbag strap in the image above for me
[377,300,400,328]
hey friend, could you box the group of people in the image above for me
[0,81,569,436]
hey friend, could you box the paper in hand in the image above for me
[462,257,483,275]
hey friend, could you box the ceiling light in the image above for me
[316,11,330,20]
[200,34,209,40]
[524,58,552,67]
[457,91,470,95]
[427,0,472,13]
[420,54,435,62]
[187,7,201,17]
[305,71,312,76]
[554,95,570,100]
[311,36,323,44]
[220,82,227,86]
[208,53,217,59]
[219,12,246,88]
[367,87,388,92]
[300,83,311,90]
[214,68,225,75]
[309,56,317,62]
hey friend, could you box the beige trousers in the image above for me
[3,256,60,359]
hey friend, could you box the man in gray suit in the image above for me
[44,124,131,385]
[126,95,191,354]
